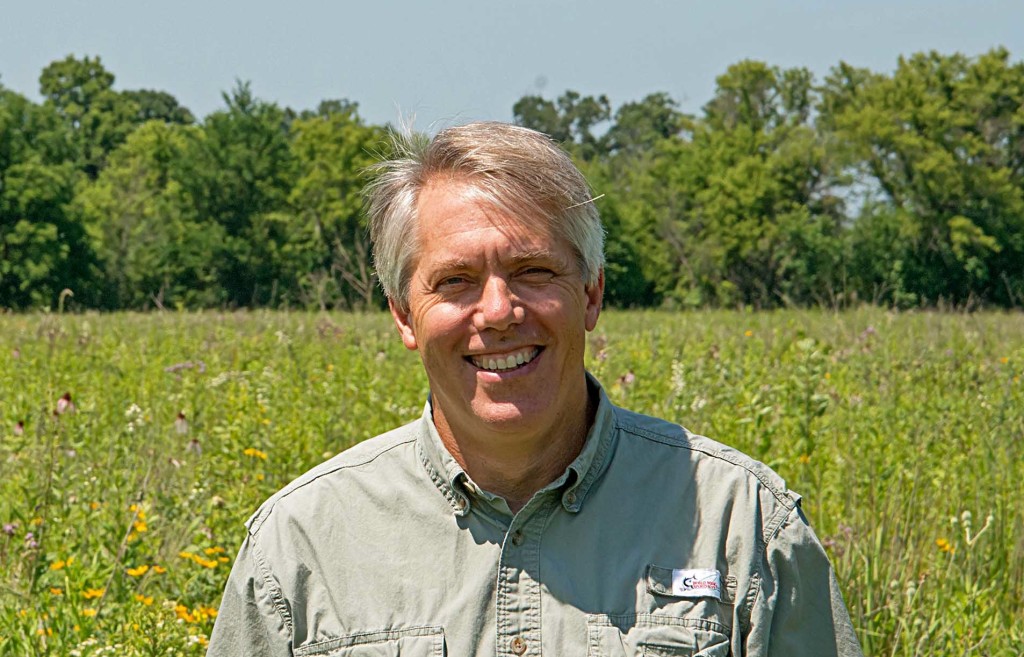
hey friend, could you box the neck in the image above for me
[433,382,596,514]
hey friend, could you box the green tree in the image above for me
[513,90,611,160]
[39,55,141,178]
[73,121,224,309]
[284,102,387,309]
[821,48,1024,306]
[179,82,296,306]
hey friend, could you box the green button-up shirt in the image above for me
[208,380,863,656]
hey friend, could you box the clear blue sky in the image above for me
[2,1,1021,131]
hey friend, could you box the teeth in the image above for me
[473,348,537,372]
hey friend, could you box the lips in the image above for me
[468,347,540,372]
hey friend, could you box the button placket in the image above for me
[496,501,553,656]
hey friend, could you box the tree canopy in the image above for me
[2,50,1022,311]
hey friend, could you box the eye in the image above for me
[436,275,470,291]
[517,266,556,281]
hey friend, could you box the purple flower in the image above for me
[2,523,16,536]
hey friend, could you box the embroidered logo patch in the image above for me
[671,568,722,600]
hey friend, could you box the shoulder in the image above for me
[611,404,797,518]
[245,419,421,535]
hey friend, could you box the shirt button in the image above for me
[565,490,577,505]
[510,637,527,655]
[511,530,524,546]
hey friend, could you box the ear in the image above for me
[584,268,604,332]
[389,299,419,351]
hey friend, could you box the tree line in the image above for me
[1,49,1022,311]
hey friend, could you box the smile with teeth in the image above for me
[469,347,540,372]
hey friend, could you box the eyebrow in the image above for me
[427,250,560,275]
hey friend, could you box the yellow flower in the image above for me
[49,588,63,596]
[82,608,97,618]
[196,556,219,569]
[744,330,753,337]
[218,556,230,563]
[50,560,67,571]
[175,604,194,622]
[178,551,194,559]
[936,537,955,554]
[824,372,831,380]
[30,517,43,526]
[204,547,226,556]
[126,565,150,577]
[798,454,811,464]
[1000,357,1009,364]
[243,448,268,460]
[133,520,148,533]
[89,501,101,511]
[134,594,154,606]
[83,588,105,599]
[152,565,167,574]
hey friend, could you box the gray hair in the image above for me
[364,121,604,310]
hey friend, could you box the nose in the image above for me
[474,276,524,332]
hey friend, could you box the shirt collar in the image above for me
[416,372,618,517]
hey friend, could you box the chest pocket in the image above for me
[586,614,730,657]
[294,626,445,657]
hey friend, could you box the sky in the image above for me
[1,1,1022,131]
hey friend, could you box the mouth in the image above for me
[467,347,542,373]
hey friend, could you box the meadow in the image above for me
[0,309,1021,656]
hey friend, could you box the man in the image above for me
[208,122,863,656]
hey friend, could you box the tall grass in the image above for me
[1,309,1021,655]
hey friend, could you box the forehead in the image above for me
[414,179,562,254]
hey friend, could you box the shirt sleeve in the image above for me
[746,503,864,657]
[207,534,293,657]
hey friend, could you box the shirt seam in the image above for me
[248,436,417,534]
[249,536,294,640]
[614,415,793,509]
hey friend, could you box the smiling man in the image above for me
[208,122,863,656]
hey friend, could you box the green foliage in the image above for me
[821,48,1024,306]
[5,50,1024,310]
[73,121,224,309]
[283,103,388,309]
[1,310,1022,655]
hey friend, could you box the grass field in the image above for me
[1,309,1022,655]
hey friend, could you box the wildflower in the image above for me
[243,448,267,460]
[24,532,38,549]
[134,594,154,606]
[3,522,17,536]
[174,411,189,435]
[744,330,753,337]
[89,502,101,511]
[13,421,24,436]
[152,565,166,574]
[49,588,63,596]
[83,588,105,599]
[56,392,75,415]
[133,520,148,533]
[126,565,150,577]
[31,516,44,526]
[50,559,68,571]
[798,454,811,465]
[936,537,955,553]
[204,547,226,556]
[174,604,194,622]
[1000,357,1009,364]
[82,608,97,618]
[179,551,195,560]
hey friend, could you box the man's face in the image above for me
[390,179,603,441]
